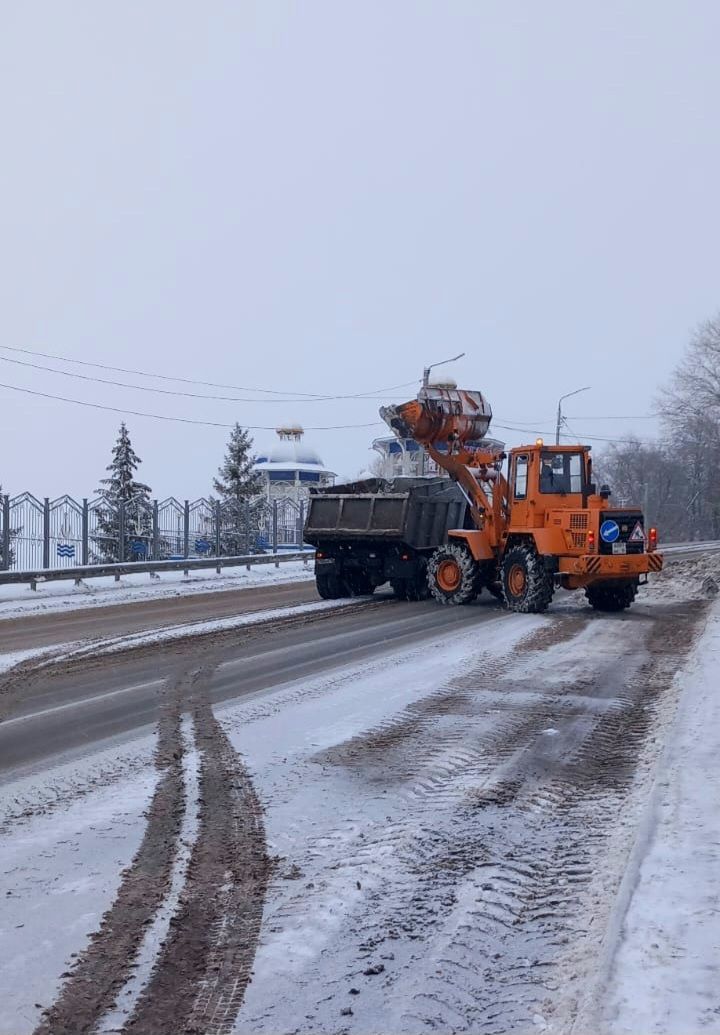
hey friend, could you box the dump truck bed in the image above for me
[304,477,467,550]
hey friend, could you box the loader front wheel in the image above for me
[428,544,478,605]
[501,545,554,613]
[585,581,637,612]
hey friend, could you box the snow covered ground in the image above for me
[0,736,158,1031]
[0,558,314,621]
[1,559,719,1034]
[598,600,720,1034]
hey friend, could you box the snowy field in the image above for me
[0,557,314,621]
[0,559,718,1034]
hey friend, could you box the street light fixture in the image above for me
[555,386,591,444]
[422,352,465,387]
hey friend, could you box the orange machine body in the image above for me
[382,391,663,595]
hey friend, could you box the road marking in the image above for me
[0,679,162,728]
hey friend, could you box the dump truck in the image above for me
[379,382,663,612]
[304,476,472,600]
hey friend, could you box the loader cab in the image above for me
[509,443,592,527]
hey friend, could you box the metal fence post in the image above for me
[118,502,125,564]
[245,499,251,555]
[43,497,50,568]
[215,500,222,558]
[1,495,10,571]
[152,500,159,560]
[298,499,305,548]
[272,499,278,564]
[82,499,89,565]
[183,500,190,559]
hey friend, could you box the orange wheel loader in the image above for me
[380,384,663,613]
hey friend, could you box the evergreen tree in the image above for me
[93,423,153,562]
[213,424,264,554]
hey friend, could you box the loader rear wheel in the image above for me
[585,581,637,612]
[501,545,554,613]
[428,544,478,606]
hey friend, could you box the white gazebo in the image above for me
[253,425,336,503]
[371,434,506,480]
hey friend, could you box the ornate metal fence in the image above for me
[0,493,307,572]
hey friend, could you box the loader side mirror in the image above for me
[600,484,612,499]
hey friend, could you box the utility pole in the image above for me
[555,386,591,444]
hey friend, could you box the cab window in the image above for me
[514,454,529,499]
[539,451,583,494]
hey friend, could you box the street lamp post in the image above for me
[422,352,465,387]
[555,386,591,444]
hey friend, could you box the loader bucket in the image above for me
[380,386,492,446]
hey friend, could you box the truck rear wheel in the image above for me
[501,545,554,613]
[428,544,478,605]
[390,580,408,600]
[346,572,375,596]
[405,558,431,601]
[585,581,637,612]
[316,573,348,599]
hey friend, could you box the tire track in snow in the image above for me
[33,655,270,1035]
[33,689,185,1035]
[238,604,707,1034]
[124,663,269,1035]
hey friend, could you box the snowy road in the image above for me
[0,574,317,653]
[0,569,714,1035]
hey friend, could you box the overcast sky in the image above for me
[1,1,718,500]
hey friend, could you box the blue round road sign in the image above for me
[600,519,620,543]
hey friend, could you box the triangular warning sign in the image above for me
[629,521,645,542]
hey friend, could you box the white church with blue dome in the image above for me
[253,425,336,503]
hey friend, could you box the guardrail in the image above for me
[0,541,716,593]
[663,541,720,561]
[0,551,314,590]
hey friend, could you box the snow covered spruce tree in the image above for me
[93,423,153,562]
[212,423,264,555]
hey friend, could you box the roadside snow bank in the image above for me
[648,553,720,603]
[600,599,720,1034]
[0,559,314,621]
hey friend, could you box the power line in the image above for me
[0,355,404,405]
[564,413,657,421]
[0,345,419,401]
[493,421,652,446]
[0,381,384,430]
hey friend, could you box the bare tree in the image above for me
[654,311,720,539]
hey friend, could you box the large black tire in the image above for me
[405,558,431,602]
[501,544,554,613]
[406,575,432,601]
[427,543,479,606]
[585,581,637,612]
[390,580,409,600]
[346,572,375,596]
[316,573,348,599]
